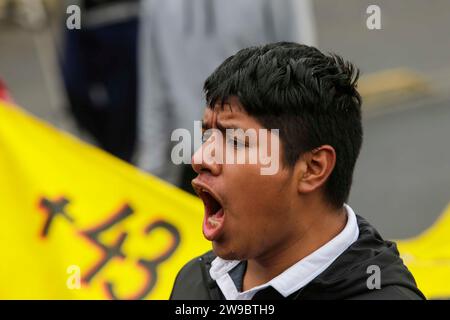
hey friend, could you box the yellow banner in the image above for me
[0,101,210,299]
[396,204,450,299]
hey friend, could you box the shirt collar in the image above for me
[209,203,360,300]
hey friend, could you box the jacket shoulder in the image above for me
[348,285,426,300]
[169,251,216,300]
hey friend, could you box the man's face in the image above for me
[191,97,299,261]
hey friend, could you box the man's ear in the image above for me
[296,145,336,194]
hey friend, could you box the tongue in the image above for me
[212,207,224,218]
[203,208,224,241]
[208,208,224,226]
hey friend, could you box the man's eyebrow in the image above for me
[202,120,243,132]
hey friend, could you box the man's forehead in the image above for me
[202,106,266,132]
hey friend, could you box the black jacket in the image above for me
[170,215,425,300]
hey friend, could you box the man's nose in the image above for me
[191,134,222,176]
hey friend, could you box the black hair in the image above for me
[203,42,363,208]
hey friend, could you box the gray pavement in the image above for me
[350,94,450,239]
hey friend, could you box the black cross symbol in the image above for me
[39,197,74,237]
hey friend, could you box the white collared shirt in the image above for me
[209,203,360,300]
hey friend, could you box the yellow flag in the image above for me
[0,100,210,299]
[396,204,450,299]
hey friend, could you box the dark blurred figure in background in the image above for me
[61,0,139,162]
[137,0,316,194]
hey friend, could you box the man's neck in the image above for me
[242,205,347,292]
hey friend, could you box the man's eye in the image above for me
[226,136,245,149]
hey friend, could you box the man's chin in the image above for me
[212,242,240,261]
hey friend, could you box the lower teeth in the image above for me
[208,216,220,227]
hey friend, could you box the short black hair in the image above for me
[203,42,363,208]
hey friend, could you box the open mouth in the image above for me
[196,187,225,241]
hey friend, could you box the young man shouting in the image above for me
[170,42,425,300]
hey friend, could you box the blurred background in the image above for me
[1,0,450,240]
